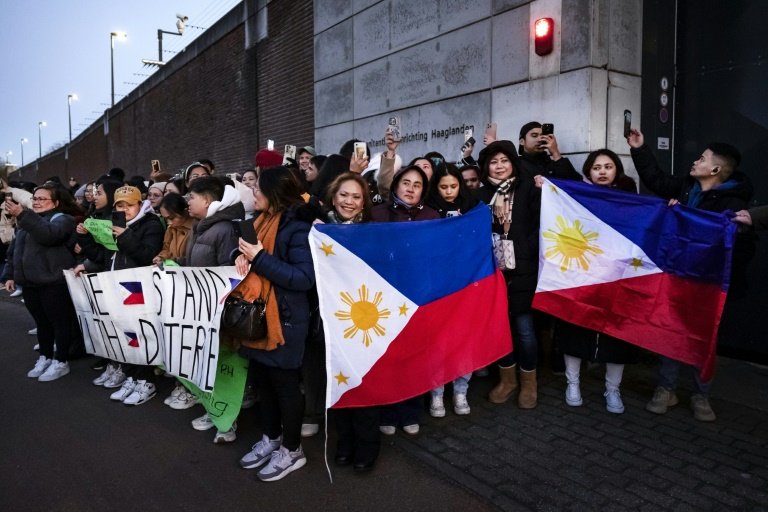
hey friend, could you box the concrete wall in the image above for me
[13,0,315,185]
[313,0,643,177]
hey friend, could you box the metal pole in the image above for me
[20,141,24,166]
[68,97,73,144]
[158,29,163,61]
[38,124,42,160]
[111,33,115,107]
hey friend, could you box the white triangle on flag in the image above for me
[537,179,662,293]
[309,228,418,408]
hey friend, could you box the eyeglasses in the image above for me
[32,197,53,202]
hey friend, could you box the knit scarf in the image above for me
[487,176,516,235]
[238,211,285,351]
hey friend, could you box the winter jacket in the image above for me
[7,210,76,286]
[112,209,164,270]
[516,151,581,181]
[631,144,755,296]
[477,173,541,315]
[185,186,245,267]
[237,205,316,369]
[371,201,440,222]
[156,216,195,262]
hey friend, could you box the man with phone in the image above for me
[516,121,580,181]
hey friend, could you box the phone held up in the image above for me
[151,159,161,174]
[231,219,242,238]
[386,116,401,142]
[485,122,497,141]
[541,123,554,136]
[353,142,367,160]
[283,145,297,165]
[111,211,127,229]
[623,110,632,138]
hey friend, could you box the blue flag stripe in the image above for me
[315,205,496,305]
[550,179,735,286]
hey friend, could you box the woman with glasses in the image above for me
[4,184,82,382]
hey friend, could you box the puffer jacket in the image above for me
[185,186,245,267]
[7,209,76,286]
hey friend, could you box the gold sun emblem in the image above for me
[335,284,391,347]
[543,215,604,272]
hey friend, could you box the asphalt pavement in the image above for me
[1,291,767,512]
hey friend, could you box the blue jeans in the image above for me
[499,313,538,371]
[431,373,472,397]
[658,356,712,396]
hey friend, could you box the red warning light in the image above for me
[534,17,554,56]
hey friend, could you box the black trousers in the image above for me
[23,283,76,362]
[251,361,304,451]
[301,338,326,424]
[335,407,381,464]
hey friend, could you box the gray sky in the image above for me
[0,0,240,167]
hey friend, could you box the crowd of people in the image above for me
[0,121,760,482]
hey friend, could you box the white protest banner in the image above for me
[65,266,242,391]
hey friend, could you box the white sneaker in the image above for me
[110,377,137,401]
[257,445,306,482]
[402,424,420,435]
[27,356,51,378]
[28,327,38,336]
[213,423,237,444]
[379,425,396,436]
[123,380,157,405]
[566,382,583,407]
[453,393,471,415]
[192,413,215,431]
[93,364,116,386]
[38,361,70,382]
[301,423,319,437]
[240,435,282,469]
[169,389,198,410]
[103,366,127,388]
[33,344,40,351]
[10,289,22,298]
[164,384,184,405]
[429,395,446,418]
[605,389,625,414]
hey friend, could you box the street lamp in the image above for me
[5,151,11,165]
[67,93,78,144]
[38,121,46,160]
[110,31,128,107]
[20,138,27,166]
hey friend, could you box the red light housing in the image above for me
[534,17,554,56]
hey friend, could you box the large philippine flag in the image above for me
[310,206,512,408]
[533,178,736,381]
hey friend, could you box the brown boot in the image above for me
[488,365,518,403]
[518,369,538,409]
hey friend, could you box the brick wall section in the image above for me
[15,0,314,185]
[255,0,315,151]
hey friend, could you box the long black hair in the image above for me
[426,163,478,216]
[258,166,305,213]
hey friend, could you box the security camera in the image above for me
[176,13,188,34]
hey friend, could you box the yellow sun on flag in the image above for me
[543,215,604,272]
[335,284,391,347]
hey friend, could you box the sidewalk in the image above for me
[2,291,767,511]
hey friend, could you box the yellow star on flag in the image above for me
[549,185,558,194]
[630,257,643,270]
[399,303,409,316]
[334,371,349,385]
[320,242,335,256]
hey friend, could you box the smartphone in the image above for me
[267,139,275,151]
[283,144,297,165]
[386,116,401,142]
[464,127,473,142]
[485,122,497,141]
[541,123,554,136]
[151,159,161,174]
[111,211,126,228]
[353,142,367,160]
[623,110,632,138]
[231,219,242,238]
[461,137,476,152]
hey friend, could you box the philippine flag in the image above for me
[124,331,140,348]
[119,281,145,305]
[533,178,736,381]
[310,206,513,409]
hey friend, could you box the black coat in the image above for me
[477,172,541,315]
[517,151,581,181]
[631,144,755,296]
[78,210,164,271]
[7,210,76,286]
[237,206,316,369]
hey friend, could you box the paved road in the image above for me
[2,292,767,511]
